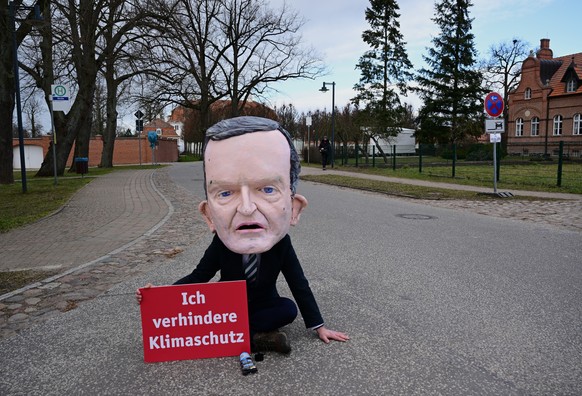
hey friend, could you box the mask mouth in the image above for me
[237,223,264,231]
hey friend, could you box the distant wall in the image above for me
[13,136,179,169]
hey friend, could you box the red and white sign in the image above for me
[139,281,250,363]
[484,92,504,118]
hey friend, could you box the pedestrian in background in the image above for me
[318,136,331,170]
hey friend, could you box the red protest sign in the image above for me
[139,281,250,363]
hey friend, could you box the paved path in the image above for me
[0,170,170,273]
[1,164,581,340]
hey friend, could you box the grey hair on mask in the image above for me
[203,116,301,195]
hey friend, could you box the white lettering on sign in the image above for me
[152,310,238,329]
[181,291,206,305]
[148,331,245,349]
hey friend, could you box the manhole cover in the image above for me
[396,214,437,220]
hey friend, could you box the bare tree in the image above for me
[217,0,324,117]
[275,103,298,137]
[0,0,50,184]
[99,1,154,168]
[141,0,229,138]
[24,94,45,137]
[20,0,106,176]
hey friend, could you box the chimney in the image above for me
[536,38,553,60]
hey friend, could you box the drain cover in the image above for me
[396,214,436,220]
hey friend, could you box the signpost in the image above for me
[306,115,312,164]
[135,110,144,166]
[484,92,512,197]
[49,84,72,186]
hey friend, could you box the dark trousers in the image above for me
[248,297,297,335]
[321,153,328,168]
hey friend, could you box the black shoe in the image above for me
[252,331,291,354]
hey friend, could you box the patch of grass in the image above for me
[305,161,582,194]
[0,270,58,295]
[300,174,552,201]
[0,176,93,232]
[178,154,202,162]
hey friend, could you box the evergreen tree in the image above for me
[352,0,413,151]
[415,0,484,145]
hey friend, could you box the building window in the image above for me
[574,114,581,135]
[531,117,539,136]
[515,118,524,136]
[524,87,532,99]
[566,79,577,92]
[553,115,563,136]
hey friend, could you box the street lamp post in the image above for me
[319,82,335,168]
[9,1,42,193]
[9,1,28,193]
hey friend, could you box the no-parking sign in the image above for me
[484,92,504,118]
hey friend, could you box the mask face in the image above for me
[199,130,307,254]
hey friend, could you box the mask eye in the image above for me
[218,191,232,198]
[262,186,275,194]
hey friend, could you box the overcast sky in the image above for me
[266,0,582,115]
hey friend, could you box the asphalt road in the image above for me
[1,162,580,395]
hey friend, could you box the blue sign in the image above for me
[147,131,158,148]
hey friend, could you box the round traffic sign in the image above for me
[484,92,504,118]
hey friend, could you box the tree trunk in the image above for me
[100,77,118,168]
[370,135,389,164]
[0,7,17,184]
[0,52,15,183]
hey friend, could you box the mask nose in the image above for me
[237,187,257,216]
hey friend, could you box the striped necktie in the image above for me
[244,254,258,283]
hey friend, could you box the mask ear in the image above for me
[290,194,308,226]
[198,200,216,232]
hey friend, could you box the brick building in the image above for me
[13,135,178,169]
[507,39,582,157]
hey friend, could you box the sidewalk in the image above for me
[0,169,170,275]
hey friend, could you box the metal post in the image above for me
[493,142,497,194]
[138,130,142,166]
[306,115,312,165]
[331,83,335,168]
[319,82,335,168]
[557,140,563,187]
[10,1,27,193]
[452,144,456,178]
[392,145,396,170]
[419,143,423,173]
[49,99,58,185]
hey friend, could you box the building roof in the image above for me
[545,52,582,97]
[143,118,179,138]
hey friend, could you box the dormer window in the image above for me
[566,79,577,92]
[524,88,532,99]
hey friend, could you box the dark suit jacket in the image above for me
[174,234,324,329]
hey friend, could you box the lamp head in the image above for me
[319,83,329,93]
